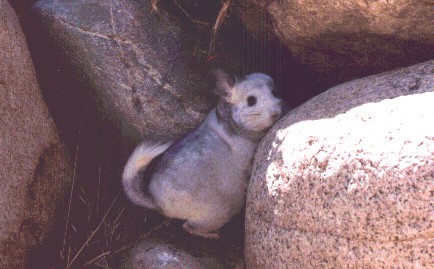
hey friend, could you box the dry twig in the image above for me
[208,0,233,59]
[174,0,209,27]
[151,0,159,12]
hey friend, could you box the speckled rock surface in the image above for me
[0,1,71,268]
[32,0,217,143]
[238,0,434,86]
[245,60,434,268]
[123,240,223,269]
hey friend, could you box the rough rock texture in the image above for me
[245,60,434,268]
[123,240,223,269]
[32,0,217,143]
[238,0,434,86]
[0,1,71,268]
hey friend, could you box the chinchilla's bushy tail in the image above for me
[122,142,172,210]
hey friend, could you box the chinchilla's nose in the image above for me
[270,104,282,121]
[271,110,281,121]
[271,100,289,121]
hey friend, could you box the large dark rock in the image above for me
[238,0,434,87]
[32,0,217,143]
[0,0,71,268]
[246,60,434,268]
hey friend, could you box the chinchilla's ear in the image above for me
[212,69,235,98]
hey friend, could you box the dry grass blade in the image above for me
[97,134,102,214]
[62,123,82,262]
[84,251,111,267]
[208,0,233,59]
[66,193,120,269]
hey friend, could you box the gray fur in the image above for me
[122,70,283,238]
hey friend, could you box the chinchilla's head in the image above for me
[213,69,284,133]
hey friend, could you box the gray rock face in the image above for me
[245,60,434,268]
[0,1,71,268]
[33,0,216,143]
[238,0,434,86]
[123,240,223,269]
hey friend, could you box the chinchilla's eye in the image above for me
[247,96,257,106]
